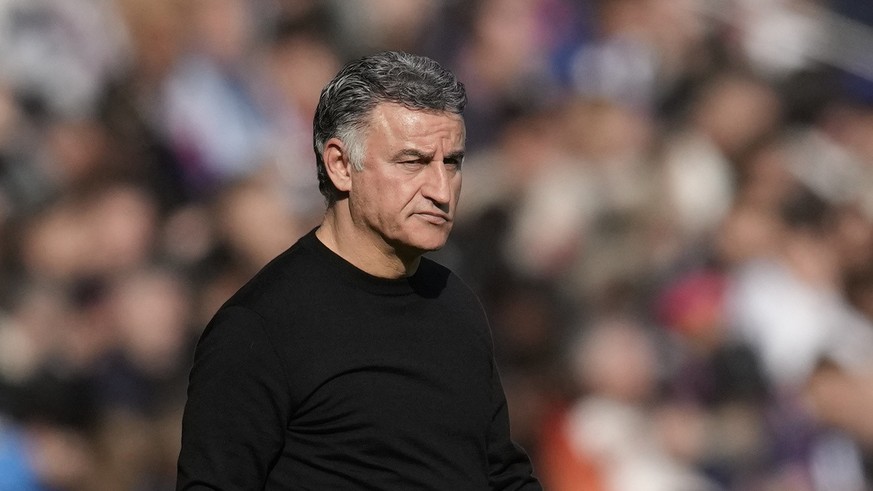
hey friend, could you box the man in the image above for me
[176,51,542,490]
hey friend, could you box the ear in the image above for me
[322,137,353,193]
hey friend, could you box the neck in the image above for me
[316,204,420,279]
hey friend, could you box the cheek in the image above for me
[391,180,424,207]
[354,176,411,218]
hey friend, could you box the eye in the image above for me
[398,159,428,172]
[444,157,462,171]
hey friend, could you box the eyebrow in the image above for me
[390,149,466,162]
[391,149,433,161]
[445,150,466,162]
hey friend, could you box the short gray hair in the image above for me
[313,51,466,206]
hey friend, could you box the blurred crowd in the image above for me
[1,0,873,490]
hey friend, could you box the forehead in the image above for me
[365,103,465,145]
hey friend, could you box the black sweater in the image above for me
[176,230,541,490]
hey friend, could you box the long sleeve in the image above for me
[487,360,543,491]
[176,305,292,490]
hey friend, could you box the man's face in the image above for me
[348,103,465,258]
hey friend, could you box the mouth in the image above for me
[414,212,451,225]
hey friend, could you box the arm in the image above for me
[176,306,291,490]
[488,360,543,491]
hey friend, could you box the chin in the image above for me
[408,238,448,254]
[394,229,451,255]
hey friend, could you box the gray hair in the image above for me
[313,51,466,206]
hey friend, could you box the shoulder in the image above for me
[417,258,488,318]
[216,233,328,325]
[415,257,475,297]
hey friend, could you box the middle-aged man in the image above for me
[176,50,542,490]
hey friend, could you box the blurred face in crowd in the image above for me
[331,103,465,262]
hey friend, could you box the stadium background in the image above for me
[2,0,873,490]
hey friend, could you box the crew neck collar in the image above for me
[302,228,420,296]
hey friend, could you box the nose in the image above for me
[422,161,453,209]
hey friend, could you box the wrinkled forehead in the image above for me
[367,103,466,139]
[364,102,465,137]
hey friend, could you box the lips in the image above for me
[414,212,450,224]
